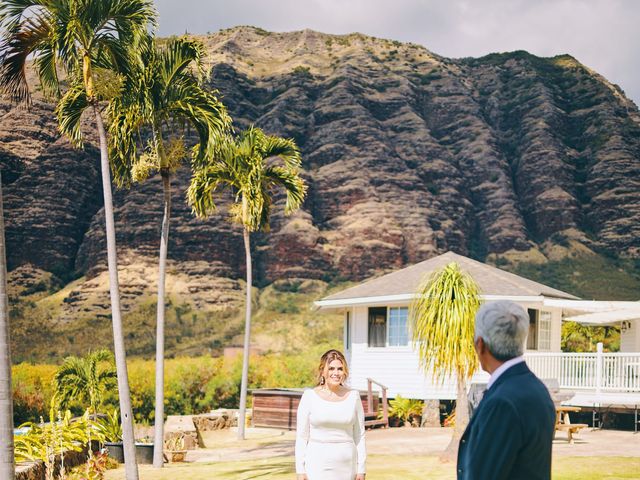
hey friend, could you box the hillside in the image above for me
[2,27,640,360]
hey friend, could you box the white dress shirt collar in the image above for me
[487,356,525,390]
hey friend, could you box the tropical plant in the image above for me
[94,409,122,444]
[562,321,619,352]
[387,395,423,427]
[0,2,157,477]
[67,451,114,480]
[54,350,117,417]
[108,35,230,467]
[15,405,92,480]
[409,262,481,459]
[188,126,307,439]
[0,173,14,479]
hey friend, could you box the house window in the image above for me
[345,311,351,351]
[538,311,552,350]
[388,307,409,346]
[527,309,538,350]
[368,307,387,347]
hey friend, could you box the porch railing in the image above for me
[525,344,640,393]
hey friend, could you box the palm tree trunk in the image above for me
[93,105,139,480]
[0,172,15,480]
[237,227,252,440]
[442,375,469,461]
[152,171,171,468]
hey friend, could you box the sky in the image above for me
[154,0,640,106]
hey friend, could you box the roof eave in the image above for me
[314,294,548,311]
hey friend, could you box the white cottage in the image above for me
[315,251,640,410]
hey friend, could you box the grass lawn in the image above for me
[104,455,640,479]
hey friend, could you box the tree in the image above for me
[0,173,14,479]
[109,36,230,467]
[54,349,117,417]
[409,261,480,459]
[0,2,157,478]
[188,127,307,439]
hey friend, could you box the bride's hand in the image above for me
[355,474,366,480]
[297,475,308,480]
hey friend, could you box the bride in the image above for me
[295,349,366,480]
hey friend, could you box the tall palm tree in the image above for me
[0,173,14,479]
[109,36,230,467]
[0,2,157,477]
[188,127,307,440]
[409,261,481,459]
[54,349,117,417]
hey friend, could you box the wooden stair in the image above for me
[363,378,389,429]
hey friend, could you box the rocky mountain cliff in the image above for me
[2,27,640,339]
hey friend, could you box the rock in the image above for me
[192,409,237,432]
[164,415,199,450]
[2,27,639,329]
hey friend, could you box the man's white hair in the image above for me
[474,301,529,360]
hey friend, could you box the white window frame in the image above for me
[388,306,409,347]
[344,311,351,351]
[366,305,412,350]
[538,311,552,351]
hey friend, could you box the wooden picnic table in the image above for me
[555,406,588,443]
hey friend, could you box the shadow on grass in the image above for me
[215,457,294,480]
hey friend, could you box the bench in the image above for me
[556,423,588,443]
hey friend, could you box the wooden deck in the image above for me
[252,380,389,430]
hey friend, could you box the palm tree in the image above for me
[409,261,481,459]
[0,173,15,479]
[54,349,117,417]
[0,2,157,477]
[109,36,230,467]
[188,127,307,440]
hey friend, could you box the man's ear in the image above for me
[475,337,486,354]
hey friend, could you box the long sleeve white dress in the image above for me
[295,388,366,479]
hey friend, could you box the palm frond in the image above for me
[262,135,302,169]
[56,81,88,146]
[54,349,116,412]
[187,168,220,218]
[158,37,203,86]
[187,126,307,233]
[0,8,55,103]
[264,166,307,214]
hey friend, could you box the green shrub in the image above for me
[13,363,57,425]
[13,350,328,424]
[388,395,423,426]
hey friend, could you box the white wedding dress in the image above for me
[295,388,366,479]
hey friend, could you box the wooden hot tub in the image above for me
[251,388,379,430]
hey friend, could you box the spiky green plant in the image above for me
[54,349,117,417]
[15,403,93,480]
[409,261,480,457]
[188,126,307,440]
[94,409,122,443]
[387,395,423,426]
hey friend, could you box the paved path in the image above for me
[184,426,640,463]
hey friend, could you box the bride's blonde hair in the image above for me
[317,349,348,386]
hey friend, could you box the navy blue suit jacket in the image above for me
[457,362,556,480]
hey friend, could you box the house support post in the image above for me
[595,342,603,396]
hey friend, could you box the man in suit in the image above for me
[457,301,556,480]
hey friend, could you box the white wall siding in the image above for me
[348,306,490,399]
[620,320,640,352]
